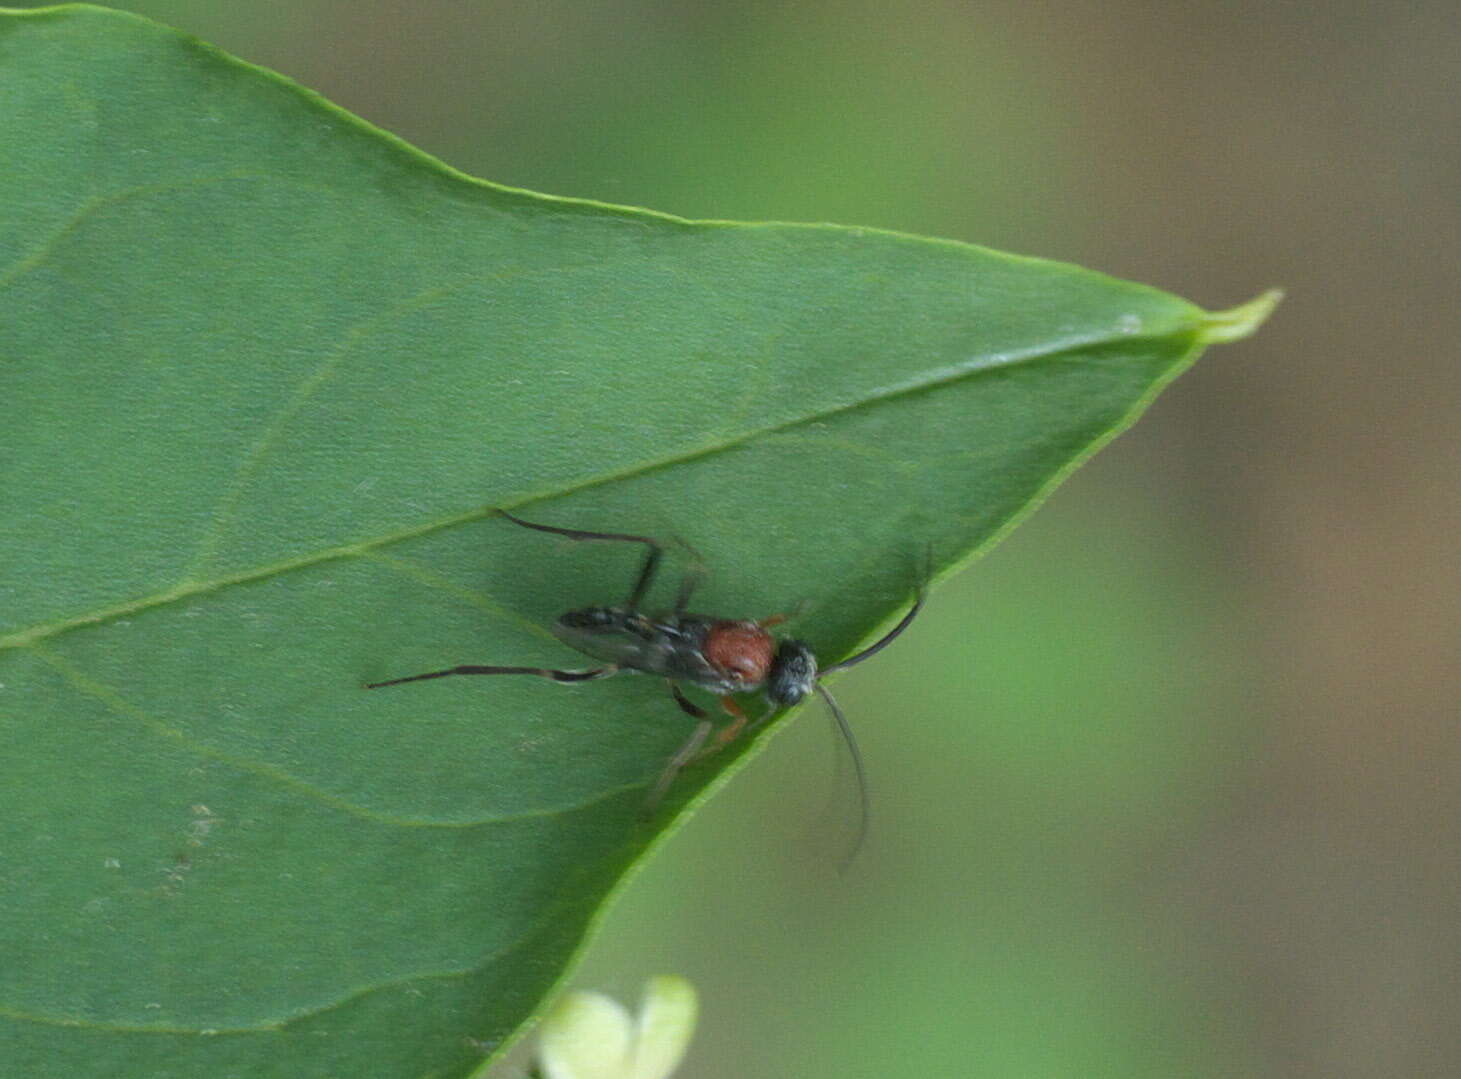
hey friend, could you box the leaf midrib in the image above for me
[2,321,1183,652]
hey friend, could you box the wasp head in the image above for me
[766,639,818,706]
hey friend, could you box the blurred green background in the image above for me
[25,2,1458,1075]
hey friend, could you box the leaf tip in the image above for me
[1198,288,1284,344]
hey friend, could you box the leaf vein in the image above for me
[28,643,646,827]
[1,324,1170,653]
[354,549,556,644]
[184,276,491,579]
[0,172,273,293]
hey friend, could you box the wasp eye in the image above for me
[766,640,817,706]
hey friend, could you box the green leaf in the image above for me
[0,5,1277,1077]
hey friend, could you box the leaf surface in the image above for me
[0,6,1276,1076]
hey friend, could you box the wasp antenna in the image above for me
[815,682,869,872]
[821,584,926,674]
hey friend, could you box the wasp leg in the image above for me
[674,696,757,770]
[712,694,751,747]
[747,704,783,733]
[644,717,712,816]
[498,509,664,609]
[667,681,709,719]
[672,565,706,616]
[643,692,761,814]
[650,696,755,801]
[366,664,618,689]
[675,696,754,767]
[641,683,712,815]
[755,596,811,629]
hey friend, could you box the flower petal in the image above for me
[629,976,699,1079]
[535,989,635,1079]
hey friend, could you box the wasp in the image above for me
[367,510,924,848]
